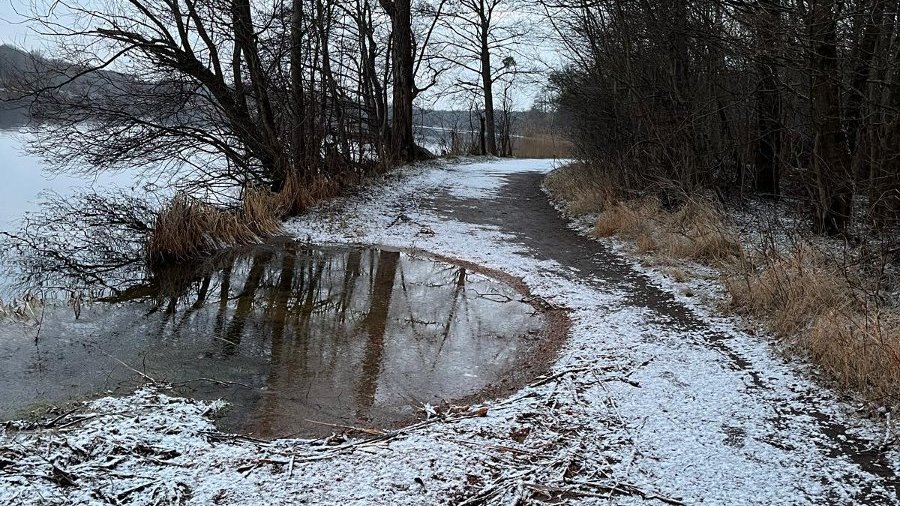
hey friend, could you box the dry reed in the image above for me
[513,134,574,159]
[547,162,900,407]
[544,163,616,217]
[591,196,740,264]
[725,247,900,402]
[147,171,347,265]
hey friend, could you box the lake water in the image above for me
[0,130,138,233]
[0,241,546,437]
[0,132,552,437]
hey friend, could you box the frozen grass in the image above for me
[0,293,42,322]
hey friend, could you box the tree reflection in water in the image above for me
[0,236,544,437]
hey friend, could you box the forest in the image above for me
[551,0,900,236]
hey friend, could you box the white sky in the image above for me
[0,2,34,46]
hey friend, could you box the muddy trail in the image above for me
[424,170,900,503]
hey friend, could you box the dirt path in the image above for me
[419,167,900,503]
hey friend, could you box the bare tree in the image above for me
[808,0,853,234]
[9,0,404,197]
[379,0,417,161]
[438,0,529,156]
[542,0,900,238]
[753,0,783,197]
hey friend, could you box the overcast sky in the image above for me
[0,2,34,47]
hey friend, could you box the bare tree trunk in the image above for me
[232,0,286,189]
[479,114,487,155]
[875,18,900,226]
[754,0,783,197]
[291,0,307,172]
[480,5,498,156]
[846,0,884,176]
[809,0,853,234]
[380,0,416,162]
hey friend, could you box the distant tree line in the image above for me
[545,0,900,236]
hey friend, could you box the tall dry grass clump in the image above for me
[260,172,343,217]
[724,246,846,335]
[591,196,740,264]
[146,193,279,265]
[591,197,657,239]
[724,246,900,402]
[545,163,740,263]
[147,171,351,265]
[665,200,742,263]
[544,163,616,217]
[808,311,900,399]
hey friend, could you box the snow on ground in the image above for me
[2,157,898,504]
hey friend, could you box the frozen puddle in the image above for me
[0,239,548,437]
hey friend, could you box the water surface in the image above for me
[0,240,545,437]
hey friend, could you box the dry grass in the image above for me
[666,267,689,283]
[547,163,740,264]
[547,162,900,407]
[724,247,900,402]
[591,196,740,264]
[146,194,275,265]
[266,172,343,217]
[513,134,574,159]
[723,246,845,336]
[544,163,616,217]
[147,172,347,265]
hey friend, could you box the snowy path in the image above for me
[2,158,899,505]
[290,158,900,504]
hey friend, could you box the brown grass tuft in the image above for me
[635,234,658,253]
[724,247,900,401]
[592,198,657,239]
[147,171,353,265]
[590,196,740,264]
[667,268,689,282]
[544,163,616,217]
[273,172,343,216]
[664,200,742,263]
[807,311,900,396]
[513,134,575,159]
[146,193,279,265]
